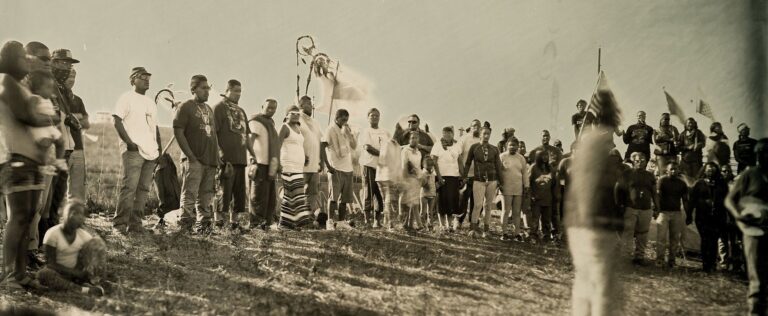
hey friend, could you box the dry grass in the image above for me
[0,123,749,315]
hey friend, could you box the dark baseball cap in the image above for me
[51,48,79,63]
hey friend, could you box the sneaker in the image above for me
[481,231,488,239]
[452,218,460,231]
[87,285,105,296]
[326,219,336,230]
[336,221,354,230]
[468,230,476,238]
[372,219,380,229]
[514,234,525,242]
[153,218,167,231]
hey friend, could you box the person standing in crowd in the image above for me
[689,162,729,272]
[297,96,327,224]
[248,99,279,230]
[556,142,577,241]
[277,105,312,229]
[62,68,89,203]
[554,140,564,155]
[398,114,434,158]
[401,133,423,230]
[622,111,654,163]
[174,75,219,234]
[376,125,405,230]
[678,118,706,180]
[421,156,437,229]
[653,113,680,175]
[529,150,556,242]
[0,40,59,290]
[725,138,768,315]
[529,130,562,172]
[706,122,731,167]
[112,67,161,234]
[457,119,481,227]
[566,127,627,316]
[616,152,658,265]
[322,109,357,229]
[462,126,502,238]
[500,137,528,241]
[720,163,744,275]
[733,123,757,174]
[431,126,462,231]
[655,162,689,268]
[359,108,389,227]
[212,79,254,232]
[530,130,562,236]
[571,99,596,139]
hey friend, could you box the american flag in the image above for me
[697,99,715,121]
[664,90,686,125]
[586,71,621,129]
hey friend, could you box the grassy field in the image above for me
[0,123,750,315]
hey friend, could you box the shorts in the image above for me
[330,171,354,203]
[5,154,45,194]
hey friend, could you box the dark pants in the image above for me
[216,164,246,223]
[363,166,383,216]
[438,176,460,215]
[458,178,474,223]
[39,170,68,246]
[249,164,276,226]
[745,234,768,316]
[698,224,720,272]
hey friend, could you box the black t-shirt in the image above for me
[733,137,758,167]
[571,111,596,136]
[623,123,654,159]
[173,100,219,166]
[657,175,688,212]
[213,100,249,165]
[616,168,656,210]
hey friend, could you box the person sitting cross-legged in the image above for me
[37,199,105,296]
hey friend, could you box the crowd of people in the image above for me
[0,39,766,315]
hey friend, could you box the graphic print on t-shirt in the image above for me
[195,104,213,137]
[631,127,649,145]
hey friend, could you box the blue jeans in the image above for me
[114,150,156,231]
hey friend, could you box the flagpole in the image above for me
[577,48,603,141]
[327,62,341,125]
[597,47,601,74]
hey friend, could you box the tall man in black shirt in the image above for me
[655,162,688,267]
[622,111,654,162]
[733,123,758,174]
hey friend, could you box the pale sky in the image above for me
[2,0,765,147]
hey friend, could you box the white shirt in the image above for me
[279,124,305,174]
[113,91,159,160]
[323,124,354,172]
[299,113,323,173]
[42,224,93,269]
[358,127,390,168]
[376,140,402,182]
[401,145,423,178]
[431,142,461,177]
[458,134,481,177]
[500,152,528,196]
[248,121,270,165]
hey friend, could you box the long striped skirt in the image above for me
[279,173,312,229]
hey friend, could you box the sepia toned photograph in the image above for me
[0,0,766,315]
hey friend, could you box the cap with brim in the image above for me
[51,48,79,63]
[130,67,151,79]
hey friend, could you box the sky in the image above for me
[2,0,765,148]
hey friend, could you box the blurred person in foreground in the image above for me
[565,72,625,316]
[725,138,768,316]
[0,40,60,290]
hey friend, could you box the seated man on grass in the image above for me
[37,199,106,296]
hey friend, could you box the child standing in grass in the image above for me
[401,133,423,230]
[421,156,437,230]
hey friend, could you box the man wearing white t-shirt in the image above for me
[112,67,161,234]
[298,96,327,219]
[359,108,389,227]
[322,109,357,228]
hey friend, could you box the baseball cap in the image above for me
[130,67,151,79]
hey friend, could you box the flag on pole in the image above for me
[663,89,686,125]
[697,99,715,121]
[315,64,373,119]
[587,71,621,129]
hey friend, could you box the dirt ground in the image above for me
[1,212,748,315]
